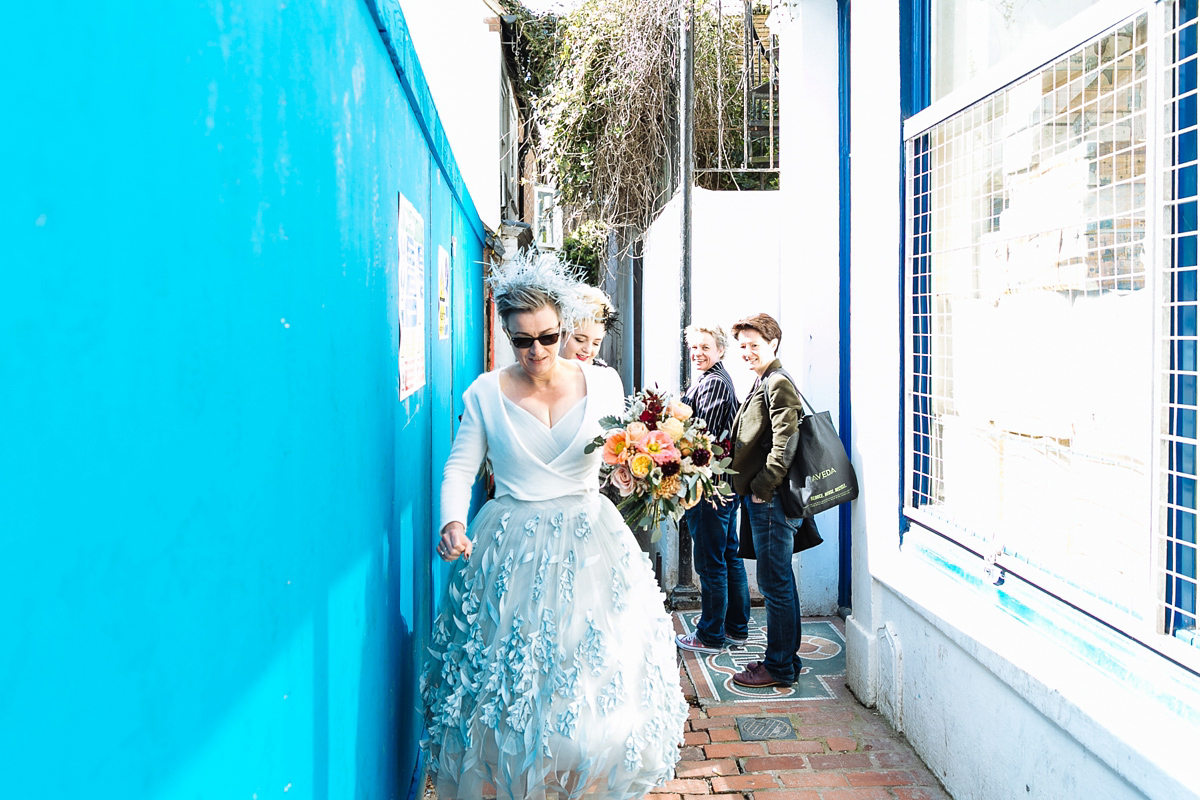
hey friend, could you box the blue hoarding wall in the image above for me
[1,1,484,797]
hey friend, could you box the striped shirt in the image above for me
[683,360,739,450]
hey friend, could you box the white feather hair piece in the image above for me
[487,250,593,334]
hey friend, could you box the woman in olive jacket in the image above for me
[727,312,804,688]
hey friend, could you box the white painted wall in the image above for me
[641,188,782,401]
[641,183,840,615]
[772,0,841,435]
[845,1,1200,798]
[400,0,503,230]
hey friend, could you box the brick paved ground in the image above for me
[661,615,952,800]
[658,653,953,800]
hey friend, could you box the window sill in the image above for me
[870,525,1200,799]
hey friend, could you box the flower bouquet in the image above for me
[585,387,735,540]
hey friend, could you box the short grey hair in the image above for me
[495,285,559,330]
[685,323,728,354]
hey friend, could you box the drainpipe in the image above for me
[671,0,701,608]
[680,0,693,396]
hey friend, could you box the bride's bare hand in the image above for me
[436,522,472,562]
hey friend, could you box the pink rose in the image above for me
[609,465,636,496]
[626,421,649,441]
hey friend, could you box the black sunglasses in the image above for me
[508,331,561,349]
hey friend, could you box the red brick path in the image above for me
[657,617,953,800]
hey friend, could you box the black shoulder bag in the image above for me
[772,369,859,519]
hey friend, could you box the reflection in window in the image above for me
[932,0,1103,101]
[909,15,1150,616]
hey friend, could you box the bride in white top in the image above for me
[421,253,687,800]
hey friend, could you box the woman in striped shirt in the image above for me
[674,323,751,655]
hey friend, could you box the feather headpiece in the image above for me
[487,250,593,334]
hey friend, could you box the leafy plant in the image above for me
[496,1,562,128]
[560,219,611,286]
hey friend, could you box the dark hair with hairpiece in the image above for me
[731,313,782,349]
[600,306,620,334]
[578,285,620,334]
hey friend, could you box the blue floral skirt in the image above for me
[420,493,688,800]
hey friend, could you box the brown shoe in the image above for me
[732,661,790,688]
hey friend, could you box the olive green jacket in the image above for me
[728,360,802,501]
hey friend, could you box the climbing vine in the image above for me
[538,0,679,233]
[496,1,562,125]
[502,0,744,236]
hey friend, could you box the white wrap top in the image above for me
[438,362,625,530]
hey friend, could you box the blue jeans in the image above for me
[685,498,750,648]
[743,495,802,683]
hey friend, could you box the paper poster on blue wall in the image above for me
[398,192,426,400]
[438,245,451,340]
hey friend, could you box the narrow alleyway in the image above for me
[427,615,950,800]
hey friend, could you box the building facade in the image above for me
[845,0,1200,796]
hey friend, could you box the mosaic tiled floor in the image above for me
[676,610,846,704]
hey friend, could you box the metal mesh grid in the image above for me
[911,133,936,509]
[1163,0,1200,643]
[906,13,1153,611]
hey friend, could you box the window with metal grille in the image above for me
[901,7,1200,663]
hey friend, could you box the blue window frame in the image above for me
[901,0,932,118]
[899,8,1200,656]
[903,1,1200,657]
[1166,0,1200,643]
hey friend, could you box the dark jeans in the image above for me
[685,498,750,647]
[743,495,802,683]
